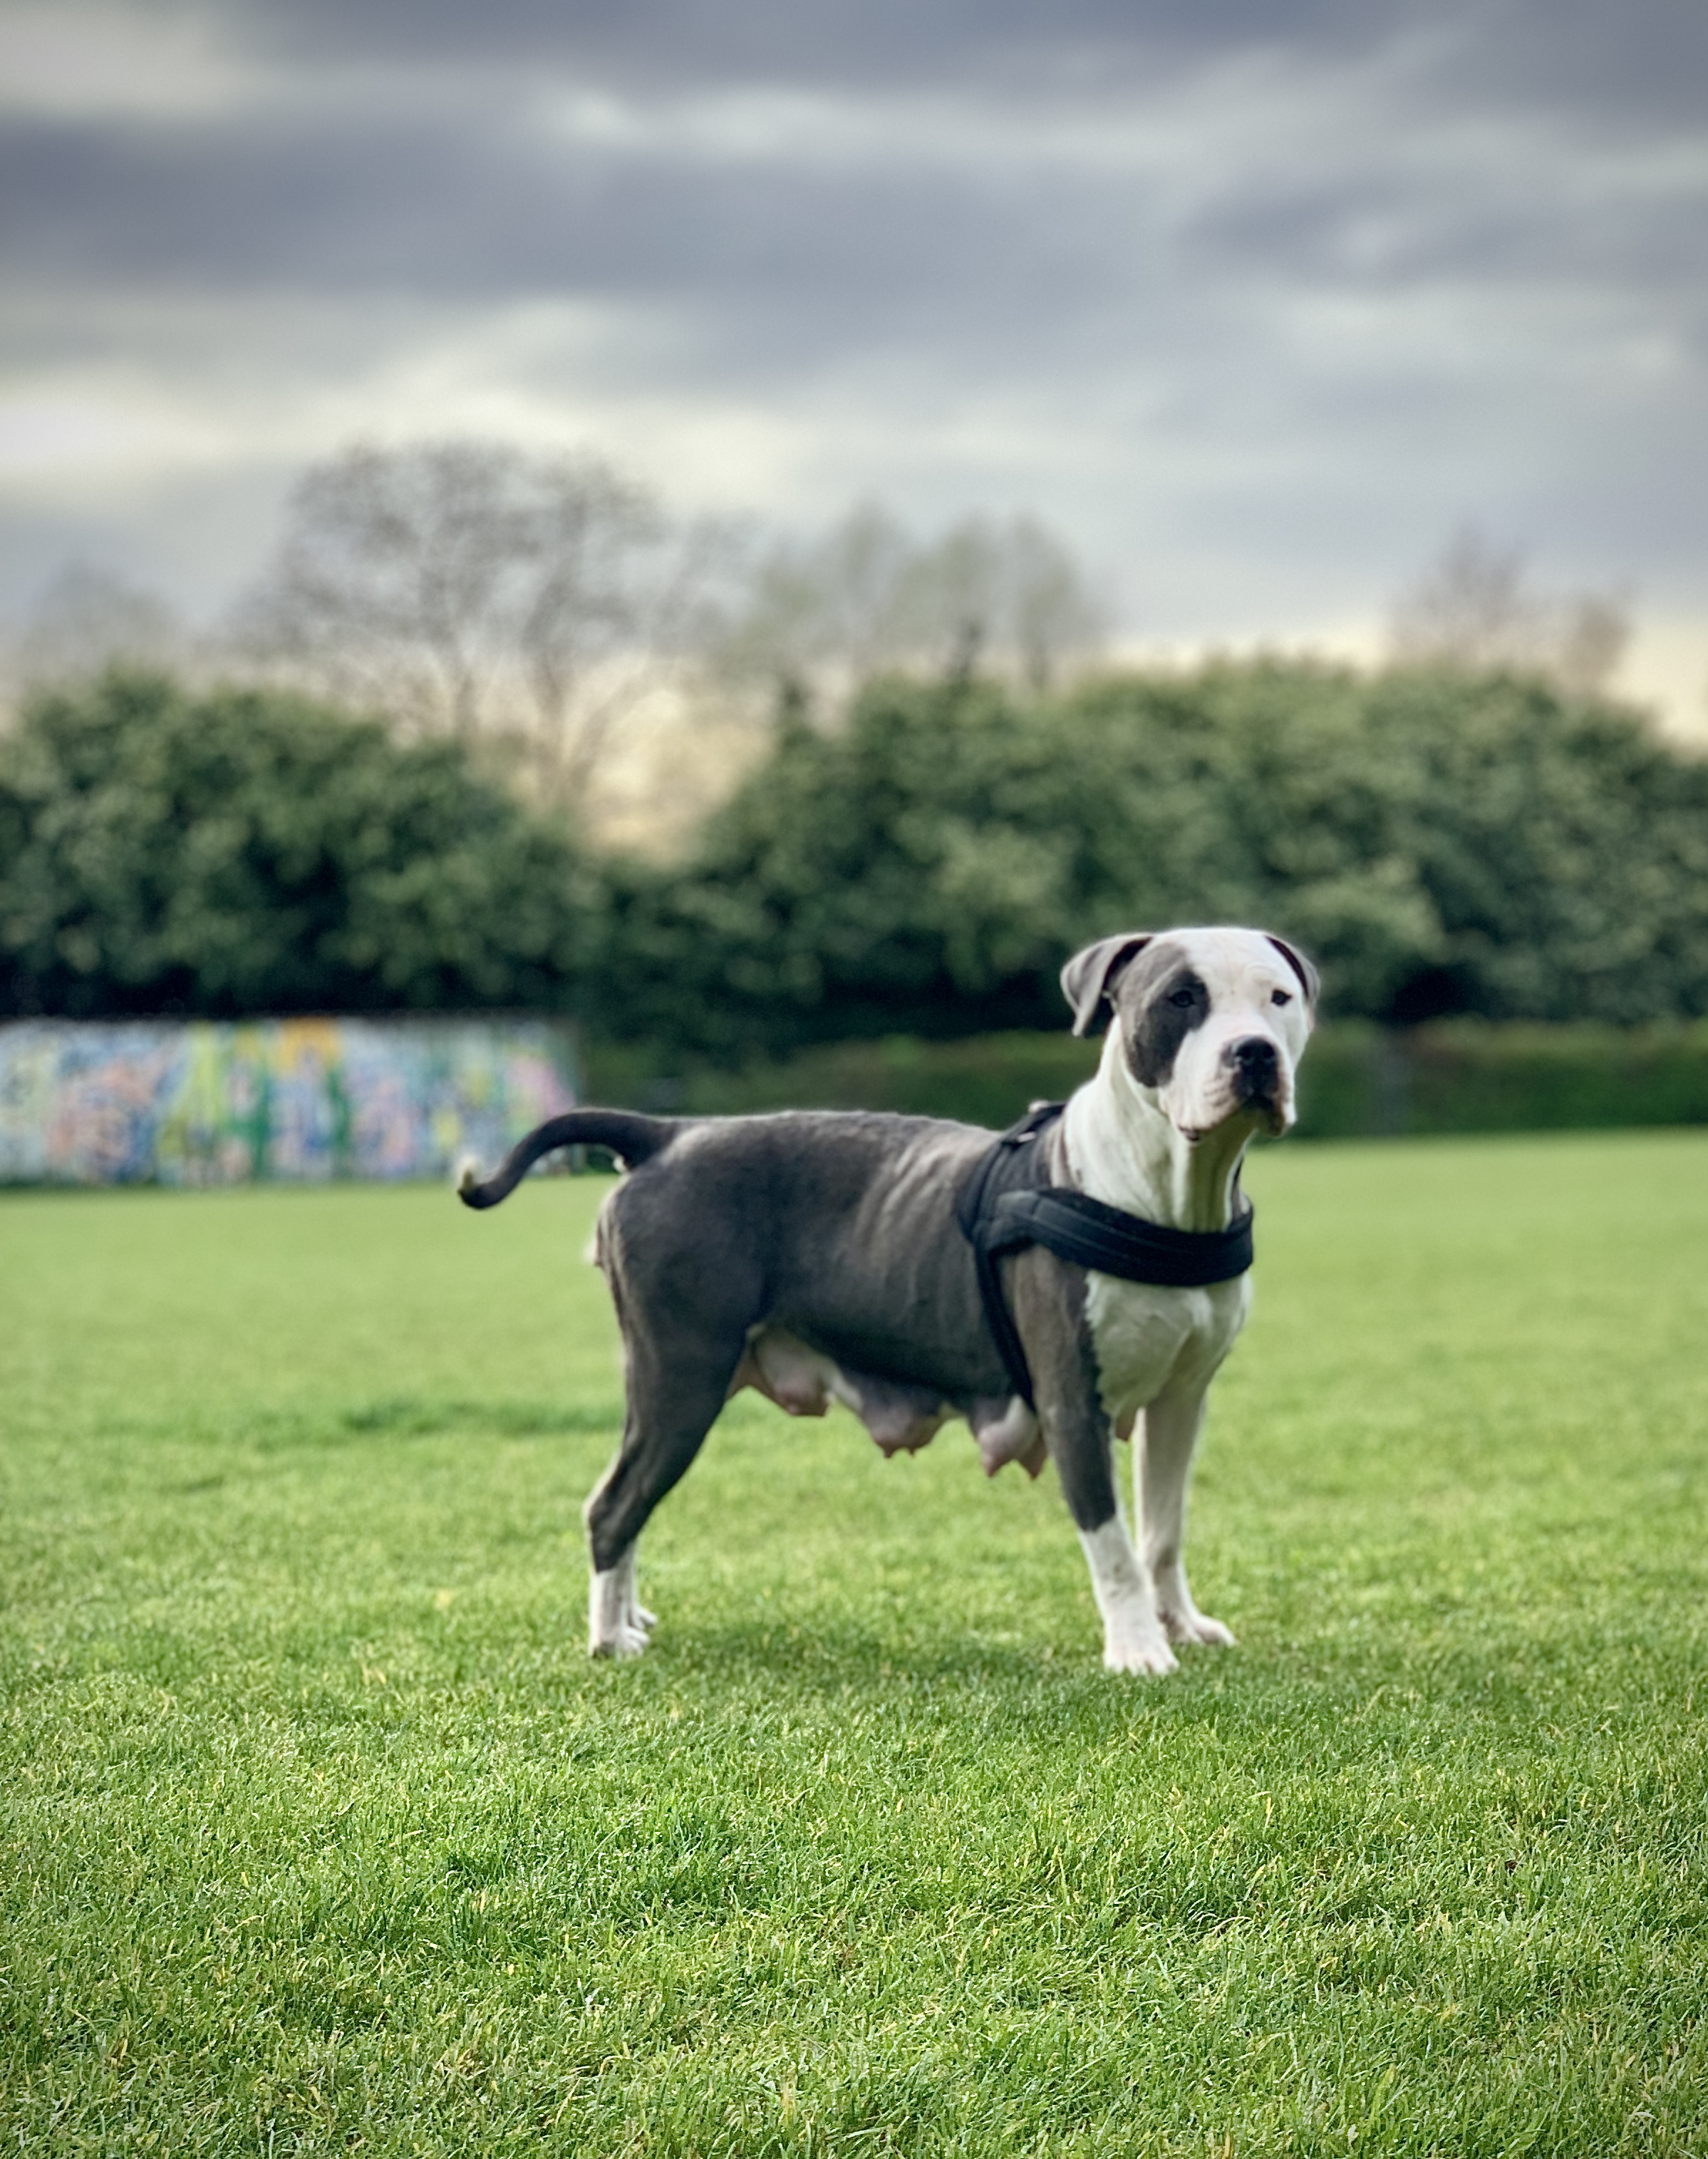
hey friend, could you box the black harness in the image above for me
[954,1102,1254,1408]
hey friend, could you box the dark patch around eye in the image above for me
[1125,968,1208,1087]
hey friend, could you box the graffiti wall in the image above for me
[0,1018,577,1186]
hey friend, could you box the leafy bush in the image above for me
[9,660,1704,1059]
[590,663,1708,1057]
[0,672,595,1017]
[583,683,1089,1057]
[583,1027,1102,1129]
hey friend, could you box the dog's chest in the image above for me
[1082,1271,1251,1417]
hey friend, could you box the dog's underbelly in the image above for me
[1084,1273,1251,1421]
[732,1325,1046,1478]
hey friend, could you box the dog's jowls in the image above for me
[460,925,1315,1672]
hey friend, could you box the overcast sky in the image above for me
[3,0,1706,720]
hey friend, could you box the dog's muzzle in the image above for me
[1224,1035,1283,1113]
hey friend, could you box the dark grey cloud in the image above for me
[224,0,1708,125]
[1,0,1704,718]
[6,63,1701,343]
[1184,170,1708,304]
[232,0,1380,91]
[9,1,1703,321]
[0,120,1177,408]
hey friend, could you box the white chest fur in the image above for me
[1064,1030,1261,1424]
[1082,1270,1251,1422]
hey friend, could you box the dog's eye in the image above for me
[1169,987,1196,1008]
[1270,989,1292,1007]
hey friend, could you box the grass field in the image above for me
[4,1130,1708,2156]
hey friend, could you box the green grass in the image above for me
[3,1132,1708,2155]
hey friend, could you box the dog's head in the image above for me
[1061,926,1318,1141]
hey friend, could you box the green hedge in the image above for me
[584,1030,1099,1129]
[584,1021,1708,1139]
[1297,1020,1708,1137]
[582,668,1708,1060]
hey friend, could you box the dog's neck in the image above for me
[1063,1032,1256,1233]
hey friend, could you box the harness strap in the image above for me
[956,1102,1254,1408]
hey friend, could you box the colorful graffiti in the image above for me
[0,1018,577,1186]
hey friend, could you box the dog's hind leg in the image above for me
[584,1340,742,1658]
[588,1543,653,1660]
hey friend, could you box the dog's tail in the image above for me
[457,1108,677,1211]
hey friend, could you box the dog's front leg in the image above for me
[1140,1386,1235,1647]
[1076,1514,1178,1675]
[1013,1255,1176,1675]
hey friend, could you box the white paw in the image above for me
[1160,1608,1237,1647]
[590,1622,650,1659]
[589,1560,654,1659]
[631,1602,658,1631]
[1102,1627,1179,1676]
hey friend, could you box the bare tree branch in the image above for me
[710,503,1107,706]
[14,562,189,689]
[233,438,728,805]
[1389,527,1631,696]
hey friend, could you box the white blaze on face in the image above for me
[1150,929,1312,1138]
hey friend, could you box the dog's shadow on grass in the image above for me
[632,1614,1241,1735]
[248,1396,626,1451]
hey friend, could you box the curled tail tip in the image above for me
[455,1156,493,1209]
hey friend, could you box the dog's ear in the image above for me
[1265,934,1320,1006]
[1060,933,1154,1037]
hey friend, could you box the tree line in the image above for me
[11,440,1633,844]
[4,658,1704,1053]
[12,443,1113,837]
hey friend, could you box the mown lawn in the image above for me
[2,1129,1707,2156]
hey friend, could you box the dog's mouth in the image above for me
[1240,1087,1292,1139]
[1177,1094,1290,1146]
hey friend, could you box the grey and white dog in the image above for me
[460,926,1316,1674]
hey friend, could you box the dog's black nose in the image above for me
[1225,1036,1280,1095]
